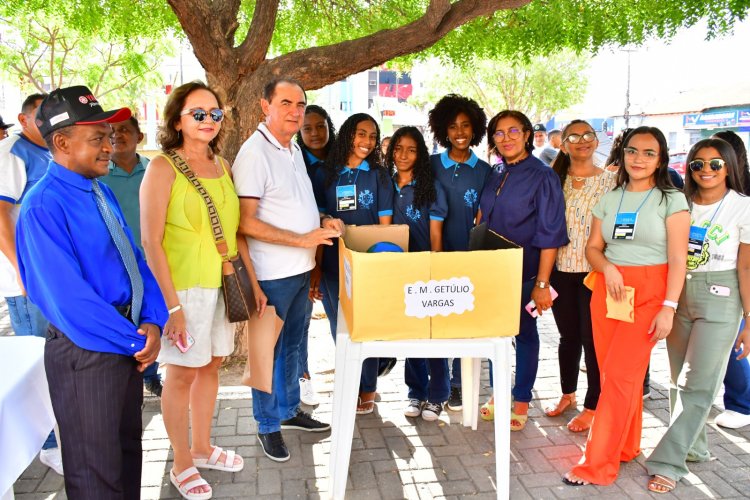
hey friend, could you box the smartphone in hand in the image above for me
[525,287,559,318]
[176,331,195,353]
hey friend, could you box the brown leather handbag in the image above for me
[167,150,255,323]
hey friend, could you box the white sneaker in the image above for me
[404,399,424,417]
[422,401,443,421]
[299,377,320,406]
[40,448,64,475]
[715,410,750,429]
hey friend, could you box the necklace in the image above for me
[180,148,220,176]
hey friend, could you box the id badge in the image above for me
[336,184,356,211]
[613,212,637,240]
[688,225,708,258]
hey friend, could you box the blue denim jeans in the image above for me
[6,295,57,449]
[297,299,313,378]
[320,271,378,393]
[723,320,750,415]
[450,357,461,388]
[252,272,309,434]
[405,358,450,403]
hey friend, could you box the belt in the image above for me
[115,304,132,319]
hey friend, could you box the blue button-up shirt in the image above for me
[16,161,167,356]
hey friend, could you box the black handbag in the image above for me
[166,150,255,323]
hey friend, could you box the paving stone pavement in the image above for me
[10,303,750,499]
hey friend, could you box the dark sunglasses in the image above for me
[688,159,725,172]
[180,108,224,123]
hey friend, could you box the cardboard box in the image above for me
[338,224,522,341]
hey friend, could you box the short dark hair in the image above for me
[428,94,486,149]
[22,93,46,114]
[43,125,75,154]
[157,81,224,155]
[486,110,534,159]
[548,130,562,139]
[263,78,307,103]
[684,138,743,200]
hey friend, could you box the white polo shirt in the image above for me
[232,123,319,281]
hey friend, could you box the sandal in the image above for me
[193,445,243,472]
[356,391,377,415]
[647,474,676,494]
[567,409,595,433]
[545,393,576,417]
[480,399,494,421]
[510,402,529,431]
[562,471,590,486]
[170,466,212,500]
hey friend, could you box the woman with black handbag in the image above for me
[141,81,266,500]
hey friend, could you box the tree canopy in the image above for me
[1,0,748,159]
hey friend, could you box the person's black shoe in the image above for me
[447,386,463,411]
[377,357,398,377]
[281,409,331,432]
[144,378,163,398]
[257,431,290,462]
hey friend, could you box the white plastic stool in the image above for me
[329,309,513,499]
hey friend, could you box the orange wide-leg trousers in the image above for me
[571,264,667,485]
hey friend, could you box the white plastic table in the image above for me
[329,309,513,499]
[0,336,55,500]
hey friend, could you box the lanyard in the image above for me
[691,190,728,228]
[615,185,655,215]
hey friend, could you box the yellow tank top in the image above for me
[159,153,240,290]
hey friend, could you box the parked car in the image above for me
[669,152,687,177]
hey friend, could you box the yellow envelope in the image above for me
[606,286,635,323]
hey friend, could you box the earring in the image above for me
[177,130,181,141]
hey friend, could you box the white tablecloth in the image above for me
[0,336,55,495]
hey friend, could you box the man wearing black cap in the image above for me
[532,123,548,159]
[0,115,12,139]
[15,85,168,499]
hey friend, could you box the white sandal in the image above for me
[170,466,212,500]
[193,445,244,472]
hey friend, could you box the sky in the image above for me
[566,16,750,118]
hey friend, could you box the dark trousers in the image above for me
[550,270,601,410]
[45,326,143,500]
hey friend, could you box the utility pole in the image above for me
[623,48,636,128]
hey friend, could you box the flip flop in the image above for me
[510,412,528,431]
[193,446,244,472]
[356,391,377,415]
[647,474,676,493]
[567,409,595,432]
[545,393,577,417]
[480,400,494,421]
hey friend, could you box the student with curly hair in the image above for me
[313,113,393,415]
[427,94,491,411]
[386,126,450,421]
[295,104,337,406]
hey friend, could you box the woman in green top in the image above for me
[141,81,266,499]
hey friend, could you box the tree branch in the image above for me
[237,0,279,72]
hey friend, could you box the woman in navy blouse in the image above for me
[476,110,568,430]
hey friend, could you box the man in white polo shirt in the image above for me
[233,78,343,462]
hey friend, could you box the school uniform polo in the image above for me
[392,179,448,252]
[303,149,323,180]
[478,154,568,281]
[430,150,490,252]
[15,161,167,356]
[315,160,394,275]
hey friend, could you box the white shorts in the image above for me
[157,287,235,368]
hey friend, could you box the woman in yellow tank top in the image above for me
[141,81,267,500]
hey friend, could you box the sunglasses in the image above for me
[688,159,725,172]
[180,108,224,123]
[493,128,523,141]
[564,132,597,144]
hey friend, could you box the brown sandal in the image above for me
[356,391,377,415]
[545,393,577,417]
[567,409,595,432]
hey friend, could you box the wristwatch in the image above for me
[535,281,549,289]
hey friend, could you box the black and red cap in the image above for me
[36,85,131,138]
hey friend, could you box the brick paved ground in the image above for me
[9,302,750,499]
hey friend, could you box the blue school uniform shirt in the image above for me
[15,161,168,356]
[303,149,324,181]
[478,154,569,282]
[393,179,448,252]
[430,150,491,251]
[314,160,394,275]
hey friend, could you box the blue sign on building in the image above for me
[683,110,739,129]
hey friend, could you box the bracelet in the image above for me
[168,304,183,315]
[662,300,678,312]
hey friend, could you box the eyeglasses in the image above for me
[180,108,224,123]
[564,132,597,144]
[623,147,659,160]
[493,128,522,141]
[688,159,725,172]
